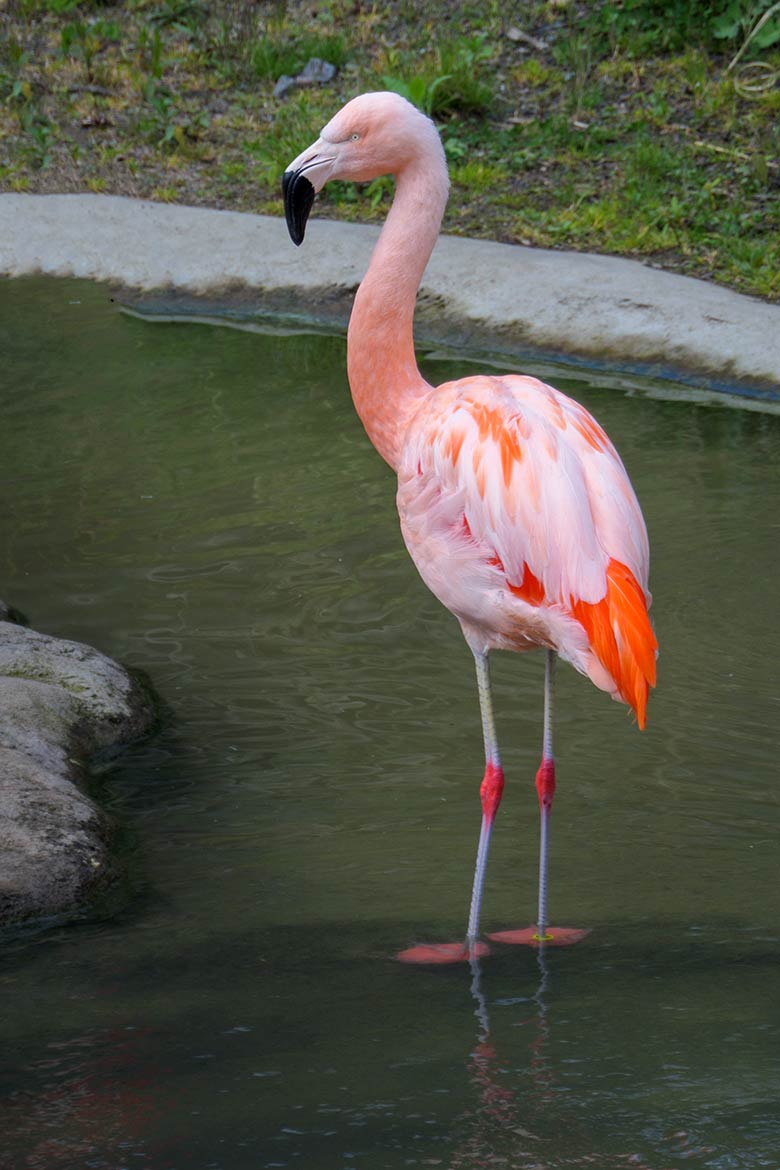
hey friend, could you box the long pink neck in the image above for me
[347,154,449,470]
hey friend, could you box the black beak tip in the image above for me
[283,170,315,247]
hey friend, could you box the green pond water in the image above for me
[1,276,779,1170]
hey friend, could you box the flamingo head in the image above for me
[282,91,444,245]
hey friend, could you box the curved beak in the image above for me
[282,139,336,246]
[282,169,315,247]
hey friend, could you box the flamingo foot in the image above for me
[396,940,491,964]
[487,926,589,947]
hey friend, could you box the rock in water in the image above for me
[0,607,154,925]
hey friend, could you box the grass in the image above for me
[0,0,779,300]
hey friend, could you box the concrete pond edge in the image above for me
[0,602,154,927]
[1,192,779,405]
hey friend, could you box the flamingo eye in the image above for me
[351,133,360,141]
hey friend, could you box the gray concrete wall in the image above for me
[1,192,778,401]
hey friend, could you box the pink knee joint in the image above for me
[535,758,556,812]
[480,761,505,822]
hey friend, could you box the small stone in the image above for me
[275,59,337,99]
[273,74,296,99]
[506,27,548,52]
[297,58,337,86]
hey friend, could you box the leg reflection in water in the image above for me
[447,947,670,1170]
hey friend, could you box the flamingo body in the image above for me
[397,372,656,726]
[283,92,657,956]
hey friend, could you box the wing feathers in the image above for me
[399,374,657,725]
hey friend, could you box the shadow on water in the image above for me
[1,276,779,1168]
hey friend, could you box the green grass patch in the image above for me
[0,0,778,300]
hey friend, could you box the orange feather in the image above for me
[571,560,657,729]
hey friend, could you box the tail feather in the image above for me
[571,559,657,728]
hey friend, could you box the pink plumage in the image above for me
[398,372,656,725]
[284,92,657,960]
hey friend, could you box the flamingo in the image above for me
[283,92,657,963]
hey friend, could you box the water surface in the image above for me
[1,276,778,1169]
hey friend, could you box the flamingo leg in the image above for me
[535,649,557,941]
[466,650,504,946]
[488,648,587,948]
[396,650,499,963]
